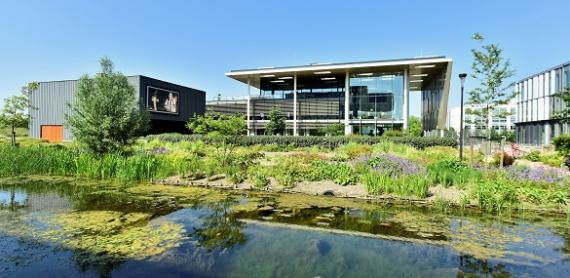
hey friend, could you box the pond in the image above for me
[1,178,570,277]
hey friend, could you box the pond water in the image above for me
[1,178,570,277]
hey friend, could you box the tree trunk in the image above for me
[10,124,16,146]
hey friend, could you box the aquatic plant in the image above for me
[362,170,431,198]
[427,158,481,189]
[475,177,519,213]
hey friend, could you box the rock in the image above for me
[207,174,225,182]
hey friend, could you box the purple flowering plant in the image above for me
[505,166,566,184]
[354,154,424,177]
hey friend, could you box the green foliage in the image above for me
[553,87,570,123]
[0,82,38,145]
[490,129,515,142]
[553,135,570,157]
[407,116,423,137]
[523,150,541,162]
[382,130,404,137]
[475,177,519,213]
[264,107,286,135]
[362,170,431,198]
[0,145,162,182]
[334,142,372,160]
[248,166,270,188]
[186,110,246,137]
[492,151,515,167]
[466,33,516,138]
[318,123,345,136]
[428,158,480,189]
[308,160,356,186]
[66,57,150,154]
[144,134,457,149]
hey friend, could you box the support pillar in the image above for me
[293,72,298,136]
[344,71,352,135]
[247,78,252,136]
[403,68,409,130]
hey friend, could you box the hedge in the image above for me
[145,134,457,149]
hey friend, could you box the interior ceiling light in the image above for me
[361,78,374,82]
[410,80,423,83]
[278,76,293,80]
[357,73,373,76]
[412,74,428,77]
[382,75,395,78]
[261,74,275,78]
[415,64,436,69]
[270,80,285,83]
[410,86,419,89]
[321,77,336,80]
[314,71,332,74]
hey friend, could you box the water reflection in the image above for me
[0,179,570,277]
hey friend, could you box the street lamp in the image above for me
[458,73,467,160]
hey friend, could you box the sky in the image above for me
[1,0,569,117]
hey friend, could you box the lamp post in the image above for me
[458,73,467,160]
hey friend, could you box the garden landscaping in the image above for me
[1,135,569,215]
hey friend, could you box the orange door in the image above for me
[41,125,64,142]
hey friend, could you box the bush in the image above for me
[523,150,541,162]
[144,134,457,149]
[308,160,356,186]
[492,151,515,167]
[553,136,570,167]
[382,130,404,137]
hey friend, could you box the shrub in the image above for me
[335,142,371,160]
[523,150,541,162]
[144,134,457,149]
[382,130,404,137]
[553,135,570,156]
[248,167,270,189]
[358,154,424,176]
[492,151,515,167]
[308,160,356,186]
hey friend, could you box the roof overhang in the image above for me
[225,56,452,89]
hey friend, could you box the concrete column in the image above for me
[247,78,252,136]
[403,68,409,130]
[293,72,298,136]
[544,124,551,145]
[344,71,351,135]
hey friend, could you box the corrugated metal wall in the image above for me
[29,76,140,141]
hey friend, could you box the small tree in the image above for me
[186,110,246,166]
[320,122,344,136]
[265,107,286,135]
[553,87,570,123]
[0,82,38,146]
[66,57,149,154]
[407,116,423,137]
[465,33,516,152]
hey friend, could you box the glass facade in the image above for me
[349,71,404,121]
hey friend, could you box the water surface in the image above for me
[1,178,569,277]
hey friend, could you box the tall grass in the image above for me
[362,171,431,198]
[427,158,480,189]
[0,145,167,182]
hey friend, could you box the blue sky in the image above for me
[1,0,568,117]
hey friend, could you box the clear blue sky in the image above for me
[1,0,569,117]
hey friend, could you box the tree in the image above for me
[265,107,286,135]
[0,82,38,146]
[553,87,570,123]
[66,57,149,154]
[407,116,423,137]
[319,122,344,136]
[186,110,246,166]
[465,33,516,150]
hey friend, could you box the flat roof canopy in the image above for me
[225,56,452,91]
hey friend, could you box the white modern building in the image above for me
[515,61,570,145]
[448,102,517,135]
[211,56,453,136]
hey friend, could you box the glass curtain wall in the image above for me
[349,71,404,121]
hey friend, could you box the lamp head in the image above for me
[458,73,467,86]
